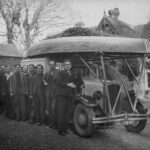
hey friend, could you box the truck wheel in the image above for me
[124,103,147,133]
[73,103,95,137]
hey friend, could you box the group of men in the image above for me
[0,59,84,136]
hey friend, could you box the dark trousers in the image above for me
[26,95,31,120]
[14,94,26,121]
[3,94,10,116]
[32,95,46,124]
[10,95,15,118]
[47,94,56,127]
[0,95,4,114]
[0,95,3,114]
[30,97,35,121]
[0,94,9,115]
[56,96,71,132]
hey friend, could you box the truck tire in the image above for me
[124,103,147,133]
[73,103,95,137]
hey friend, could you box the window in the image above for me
[147,72,150,88]
[147,56,150,60]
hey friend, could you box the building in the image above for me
[143,41,150,100]
[141,21,150,40]
[139,21,150,99]
[96,8,139,38]
[0,44,22,66]
[96,8,150,100]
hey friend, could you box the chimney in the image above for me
[108,9,113,18]
[108,8,120,20]
[113,8,120,20]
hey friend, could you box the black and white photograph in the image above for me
[0,0,150,150]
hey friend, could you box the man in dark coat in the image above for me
[55,59,76,135]
[5,65,13,118]
[22,65,29,120]
[28,64,36,122]
[28,64,35,82]
[10,64,28,121]
[44,60,58,128]
[0,66,7,115]
[0,68,3,114]
[30,64,46,125]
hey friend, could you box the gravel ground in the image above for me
[0,114,150,150]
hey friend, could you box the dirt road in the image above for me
[0,115,150,150]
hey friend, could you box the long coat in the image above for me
[44,69,58,98]
[55,70,83,132]
[0,72,9,95]
[29,73,45,96]
[54,70,75,98]
[9,72,28,95]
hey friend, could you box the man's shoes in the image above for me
[29,120,35,124]
[22,118,27,121]
[16,119,21,121]
[49,124,57,129]
[52,126,56,129]
[58,131,66,136]
[37,122,42,126]
[49,124,53,128]
[9,116,15,120]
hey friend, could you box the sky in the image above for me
[1,0,150,45]
[69,0,150,27]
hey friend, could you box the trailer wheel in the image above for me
[73,103,95,137]
[125,103,147,133]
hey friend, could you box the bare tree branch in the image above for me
[0,0,73,48]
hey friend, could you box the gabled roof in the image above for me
[0,44,22,57]
[141,21,150,39]
[97,15,139,38]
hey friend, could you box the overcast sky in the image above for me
[1,0,150,44]
[69,0,150,26]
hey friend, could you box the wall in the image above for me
[0,56,22,66]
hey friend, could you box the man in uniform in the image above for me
[30,64,46,125]
[44,60,58,128]
[55,59,76,135]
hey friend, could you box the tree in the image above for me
[21,0,73,48]
[0,0,22,44]
[46,27,101,39]
[118,58,140,81]
[0,0,73,48]
[61,27,98,36]
[74,21,85,28]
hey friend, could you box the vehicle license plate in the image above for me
[115,121,124,126]
[124,120,133,125]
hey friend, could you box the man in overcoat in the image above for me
[44,60,58,128]
[0,66,8,115]
[9,64,28,121]
[22,65,29,120]
[28,64,36,122]
[5,65,13,118]
[55,59,76,135]
[30,64,46,125]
